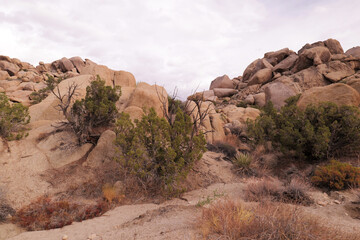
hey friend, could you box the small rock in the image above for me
[317,201,327,206]
[87,233,97,240]
[334,200,341,204]
[62,235,68,240]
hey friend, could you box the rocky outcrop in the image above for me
[264,82,298,110]
[345,46,360,58]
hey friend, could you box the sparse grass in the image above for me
[198,200,360,240]
[12,196,109,231]
[245,177,312,205]
[196,190,224,207]
[0,189,15,222]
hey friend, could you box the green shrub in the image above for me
[247,99,360,161]
[0,93,30,140]
[30,75,63,104]
[115,107,206,196]
[69,76,121,144]
[233,153,252,169]
[311,160,360,190]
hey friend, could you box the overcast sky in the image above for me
[0,0,359,98]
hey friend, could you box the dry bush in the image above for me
[102,183,125,203]
[223,134,241,148]
[312,159,360,190]
[199,200,360,240]
[12,197,109,231]
[245,177,284,202]
[0,189,15,222]
[245,177,312,205]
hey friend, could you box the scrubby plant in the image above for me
[30,74,63,104]
[198,200,359,240]
[247,98,360,161]
[52,76,121,144]
[311,160,360,190]
[233,153,252,169]
[12,197,109,231]
[115,107,206,196]
[245,177,312,205]
[0,93,30,140]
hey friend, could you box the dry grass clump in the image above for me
[245,177,313,205]
[199,200,360,240]
[0,189,15,222]
[12,196,109,231]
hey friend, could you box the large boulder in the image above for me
[187,90,217,102]
[264,48,295,66]
[298,41,326,55]
[0,60,20,76]
[292,47,331,73]
[222,105,260,124]
[247,68,272,86]
[324,39,344,54]
[0,79,21,91]
[0,70,10,80]
[242,58,273,82]
[126,82,167,118]
[317,61,355,82]
[264,81,299,110]
[29,75,94,122]
[291,66,329,91]
[114,70,136,87]
[79,59,114,86]
[345,46,360,58]
[345,73,360,94]
[58,57,75,72]
[69,56,86,73]
[83,130,117,168]
[213,88,238,98]
[116,86,136,112]
[297,83,360,109]
[253,92,266,107]
[209,75,234,89]
[273,54,298,72]
[123,106,145,121]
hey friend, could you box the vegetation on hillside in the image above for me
[0,93,30,140]
[115,107,206,196]
[247,97,360,161]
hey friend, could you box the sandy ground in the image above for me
[1,151,359,240]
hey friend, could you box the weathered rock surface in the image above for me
[264,82,298,110]
[292,47,331,73]
[242,58,273,82]
[213,88,237,98]
[209,75,234,89]
[317,61,355,82]
[83,130,116,168]
[345,46,360,58]
[264,48,295,66]
[114,71,136,87]
[247,68,272,86]
[273,54,298,72]
[297,83,360,109]
[324,39,344,54]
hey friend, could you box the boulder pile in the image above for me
[188,39,360,143]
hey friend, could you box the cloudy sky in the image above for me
[0,0,359,98]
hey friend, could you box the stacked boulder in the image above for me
[187,39,360,144]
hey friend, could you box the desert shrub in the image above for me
[0,190,15,222]
[115,107,206,196]
[0,93,30,140]
[12,197,109,231]
[198,200,359,240]
[233,153,252,169]
[245,177,312,205]
[102,183,124,203]
[30,75,63,104]
[311,160,360,190]
[247,99,360,161]
[55,76,121,144]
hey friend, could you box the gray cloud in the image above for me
[0,0,359,99]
